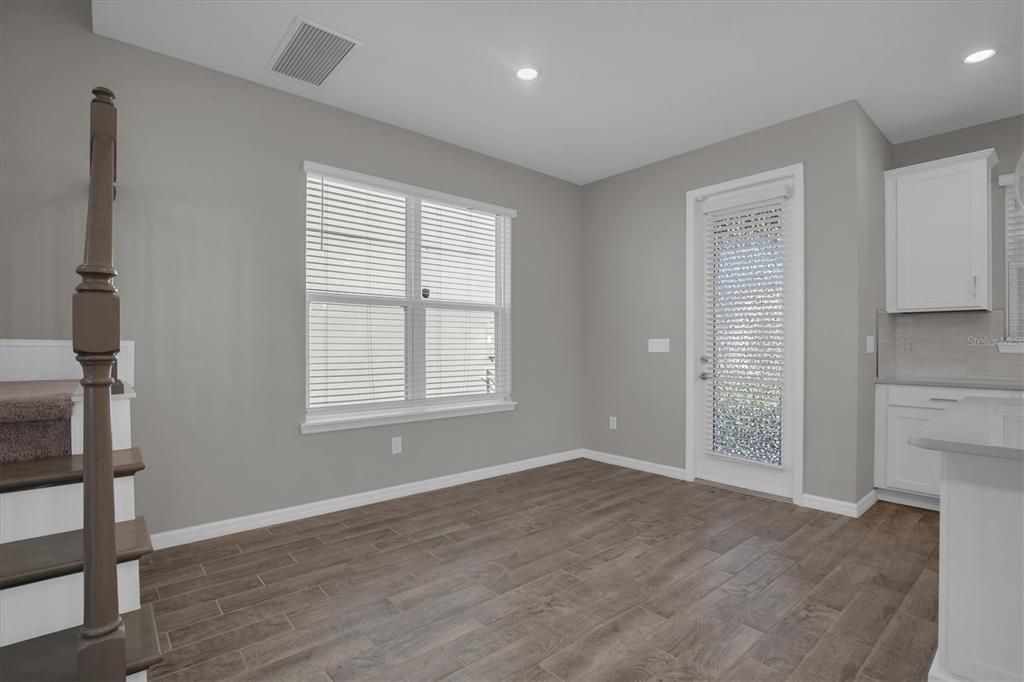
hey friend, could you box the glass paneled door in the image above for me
[686,166,804,499]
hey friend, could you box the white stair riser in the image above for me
[0,340,136,385]
[127,672,147,682]
[0,477,135,543]
[72,396,133,454]
[0,560,139,646]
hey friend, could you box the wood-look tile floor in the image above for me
[140,459,939,682]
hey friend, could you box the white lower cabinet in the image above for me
[874,383,1022,508]
[884,405,942,496]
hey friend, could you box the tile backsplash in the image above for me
[877,310,1024,387]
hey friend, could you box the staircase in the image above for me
[0,89,161,681]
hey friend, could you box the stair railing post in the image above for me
[74,86,127,682]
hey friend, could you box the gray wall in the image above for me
[0,1,584,533]
[2,1,1016,528]
[581,101,887,504]
[891,114,1023,311]
[854,110,892,499]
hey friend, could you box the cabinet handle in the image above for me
[929,397,959,402]
[972,275,977,298]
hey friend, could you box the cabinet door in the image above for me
[892,165,987,310]
[885,406,942,496]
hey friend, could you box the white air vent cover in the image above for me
[271,19,358,87]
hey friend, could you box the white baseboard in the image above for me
[582,449,883,520]
[581,449,687,480]
[152,449,584,549]
[152,445,887,550]
[876,488,940,512]
[798,489,878,518]
[927,656,957,682]
[857,489,880,516]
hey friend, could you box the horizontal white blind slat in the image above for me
[425,309,498,398]
[306,175,407,298]
[307,302,406,407]
[1006,190,1024,339]
[306,170,511,411]
[420,201,497,306]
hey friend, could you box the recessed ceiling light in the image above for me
[515,66,541,81]
[963,48,996,64]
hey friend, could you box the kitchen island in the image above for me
[909,398,1023,682]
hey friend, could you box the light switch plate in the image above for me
[648,338,670,353]
[609,416,617,430]
[391,436,402,455]
[866,335,875,354]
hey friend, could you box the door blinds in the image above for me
[305,171,511,411]
[1006,188,1024,340]
[703,197,787,466]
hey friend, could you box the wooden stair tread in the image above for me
[0,517,151,589]
[0,447,144,493]
[0,604,162,681]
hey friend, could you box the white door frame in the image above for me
[683,163,805,503]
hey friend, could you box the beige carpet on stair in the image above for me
[0,380,79,462]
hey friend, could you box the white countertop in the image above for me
[877,378,1024,391]
[908,397,1024,461]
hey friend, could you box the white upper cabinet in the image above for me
[885,149,998,312]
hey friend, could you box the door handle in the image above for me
[699,372,713,381]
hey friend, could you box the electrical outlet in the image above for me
[648,338,670,353]
[391,436,402,455]
[609,416,617,430]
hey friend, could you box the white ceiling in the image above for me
[92,1,1023,185]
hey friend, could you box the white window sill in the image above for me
[300,399,517,434]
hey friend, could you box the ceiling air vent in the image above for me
[271,19,359,87]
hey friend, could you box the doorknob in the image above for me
[699,372,713,381]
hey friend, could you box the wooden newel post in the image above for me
[74,86,126,682]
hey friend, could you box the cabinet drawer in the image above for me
[887,385,1016,409]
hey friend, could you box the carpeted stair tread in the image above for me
[0,447,144,493]
[0,380,78,463]
[0,380,79,422]
[0,604,161,681]
[0,517,152,589]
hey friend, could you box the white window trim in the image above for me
[300,161,516,433]
[301,398,517,434]
[303,162,517,217]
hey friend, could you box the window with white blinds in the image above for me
[704,198,787,466]
[1006,188,1024,340]
[303,162,513,430]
